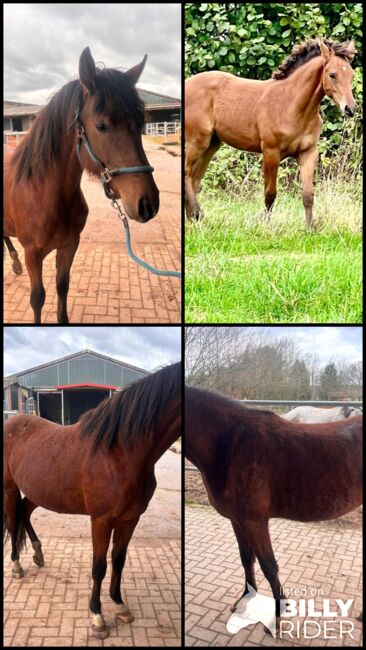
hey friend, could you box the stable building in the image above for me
[4,87,180,146]
[4,350,148,424]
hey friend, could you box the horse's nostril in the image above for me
[138,198,154,221]
[345,105,355,117]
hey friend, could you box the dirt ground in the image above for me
[4,137,181,324]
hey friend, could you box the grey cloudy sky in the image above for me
[241,326,362,366]
[4,3,181,105]
[4,326,182,376]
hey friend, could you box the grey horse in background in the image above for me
[283,405,362,422]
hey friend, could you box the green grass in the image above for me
[185,182,362,323]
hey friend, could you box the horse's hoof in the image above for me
[12,568,24,579]
[91,625,109,640]
[32,541,44,566]
[12,264,23,275]
[116,604,134,623]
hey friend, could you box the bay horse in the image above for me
[4,46,159,323]
[185,385,362,628]
[284,404,362,422]
[4,362,181,639]
[185,39,356,228]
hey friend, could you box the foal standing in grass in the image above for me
[185,39,356,228]
[4,362,181,639]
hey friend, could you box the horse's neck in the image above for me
[285,57,325,117]
[185,391,221,473]
[60,130,84,191]
[142,402,180,466]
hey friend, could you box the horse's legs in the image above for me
[56,237,80,324]
[4,237,23,274]
[109,517,140,622]
[247,520,283,629]
[262,148,280,216]
[89,517,113,639]
[4,477,26,579]
[191,138,221,196]
[185,134,213,220]
[22,498,44,567]
[298,146,318,230]
[24,248,46,323]
[230,521,258,612]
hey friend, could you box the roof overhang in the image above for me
[55,383,118,390]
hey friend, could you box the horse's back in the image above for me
[4,414,62,447]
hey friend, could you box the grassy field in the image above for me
[185,182,362,323]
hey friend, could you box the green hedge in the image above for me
[185,3,363,186]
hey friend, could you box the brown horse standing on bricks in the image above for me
[185,39,356,228]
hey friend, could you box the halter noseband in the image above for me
[68,104,154,200]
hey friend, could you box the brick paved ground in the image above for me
[185,505,362,647]
[4,138,181,324]
[4,452,181,647]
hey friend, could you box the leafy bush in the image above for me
[185,3,363,187]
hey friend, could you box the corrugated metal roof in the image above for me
[4,105,44,117]
[4,87,180,119]
[4,349,149,379]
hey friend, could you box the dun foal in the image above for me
[185,39,356,228]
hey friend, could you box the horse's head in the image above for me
[77,47,159,223]
[320,40,357,118]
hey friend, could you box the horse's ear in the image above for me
[125,55,147,85]
[345,40,356,63]
[79,47,97,93]
[319,40,332,62]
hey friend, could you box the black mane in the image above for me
[79,361,181,451]
[272,39,355,80]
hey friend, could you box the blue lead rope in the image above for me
[110,198,181,279]
[123,218,181,278]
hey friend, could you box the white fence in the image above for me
[4,410,19,421]
[185,399,362,472]
[145,122,180,136]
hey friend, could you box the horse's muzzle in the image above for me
[345,104,356,118]
[137,197,157,222]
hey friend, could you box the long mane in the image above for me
[79,361,181,451]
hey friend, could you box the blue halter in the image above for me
[68,105,154,200]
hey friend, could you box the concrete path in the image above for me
[4,138,181,324]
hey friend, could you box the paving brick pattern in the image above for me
[4,139,181,324]
[4,524,181,647]
[185,505,362,647]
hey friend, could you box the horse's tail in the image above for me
[3,490,26,554]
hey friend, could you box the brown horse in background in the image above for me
[4,47,159,323]
[185,385,362,626]
[4,362,181,639]
[185,39,356,228]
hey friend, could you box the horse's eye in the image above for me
[329,73,337,80]
[96,123,107,132]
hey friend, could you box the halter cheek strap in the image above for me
[68,105,154,200]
